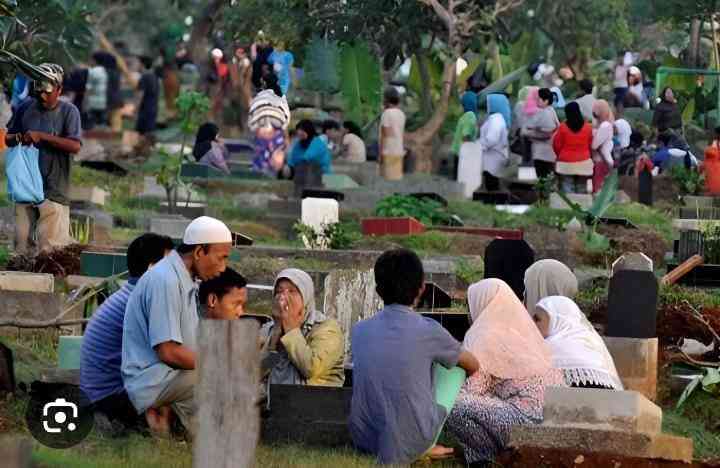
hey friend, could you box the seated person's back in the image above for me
[350,249,478,465]
[80,233,174,426]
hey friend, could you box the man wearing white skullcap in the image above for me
[122,216,232,440]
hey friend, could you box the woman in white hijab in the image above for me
[533,296,623,390]
[263,269,346,386]
[446,279,564,465]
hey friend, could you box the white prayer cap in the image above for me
[183,216,232,245]
[211,48,223,60]
[629,66,642,76]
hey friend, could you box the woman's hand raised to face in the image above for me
[273,290,304,334]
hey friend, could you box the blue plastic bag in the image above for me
[5,144,44,204]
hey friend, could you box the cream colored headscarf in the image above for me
[536,296,623,390]
[523,259,579,310]
[464,279,552,380]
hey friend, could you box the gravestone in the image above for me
[678,230,704,262]
[323,270,383,363]
[301,198,339,249]
[302,189,345,202]
[607,270,659,339]
[417,282,453,309]
[638,168,653,206]
[149,216,191,240]
[612,252,653,276]
[550,192,594,210]
[484,239,535,300]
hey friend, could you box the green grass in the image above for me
[455,257,484,285]
[663,409,720,460]
[606,203,675,242]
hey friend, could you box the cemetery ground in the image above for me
[1,130,720,466]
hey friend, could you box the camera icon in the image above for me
[42,398,78,434]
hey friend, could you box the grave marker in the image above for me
[484,239,535,299]
[612,252,653,276]
[301,198,339,249]
[194,320,260,468]
[293,163,323,198]
[607,270,658,339]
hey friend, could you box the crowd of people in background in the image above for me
[453,49,720,197]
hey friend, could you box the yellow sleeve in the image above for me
[280,319,344,382]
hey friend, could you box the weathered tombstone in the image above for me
[323,270,383,363]
[611,252,654,276]
[638,168,653,206]
[194,319,260,468]
[417,282,453,309]
[484,239,535,300]
[302,189,345,202]
[606,270,659,339]
[678,230,704,262]
[0,342,15,395]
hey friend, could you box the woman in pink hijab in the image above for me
[591,99,615,193]
[446,279,564,465]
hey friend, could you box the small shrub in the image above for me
[670,165,705,196]
[455,258,484,285]
[375,195,451,226]
[293,221,359,250]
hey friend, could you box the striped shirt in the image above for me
[80,280,137,403]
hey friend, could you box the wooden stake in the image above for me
[661,255,704,286]
[194,319,261,468]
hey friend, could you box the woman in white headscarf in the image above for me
[263,269,345,386]
[446,279,565,465]
[532,296,623,390]
[523,259,579,310]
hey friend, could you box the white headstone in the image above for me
[518,166,538,182]
[301,198,339,250]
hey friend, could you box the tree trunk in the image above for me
[689,19,702,68]
[406,60,456,173]
[416,52,434,120]
[187,0,225,91]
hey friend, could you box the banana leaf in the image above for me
[301,36,340,95]
[0,49,55,82]
[682,99,696,125]
[339,43,382,126]
[0,0,17,17]
[588,170,619,220]
[407,53,443,99]
[478,66,528,100]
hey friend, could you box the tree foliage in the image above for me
[339,42,382,126]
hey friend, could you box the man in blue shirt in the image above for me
[80,233,174,428]
[350,249,479,465]
[122,216,232,439]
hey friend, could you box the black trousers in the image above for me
[93,390,145,429]
[483,172,500,191]
[533,160,555,180]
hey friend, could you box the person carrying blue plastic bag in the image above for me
[5,63,82,254]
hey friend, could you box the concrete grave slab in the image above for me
[604,337,658,401]
[672,219,702,231]
[149,216,192,240]
[0,272,54,293]
[612,252,654,276]
[543,387,662,434]
[69,186,108,207]
[323,174,360,190]
[550,192,594,210]
[508,425,693,463]
[607,270,658,339]
[0,290,63,336]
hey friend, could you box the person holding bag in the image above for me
[5,63,82,254]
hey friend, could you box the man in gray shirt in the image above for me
[122,216,232,440]
[5,63,82,254]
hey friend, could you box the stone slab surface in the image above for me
[65,275,105,290]
[149,216,192,240]
[69,186,108,206]
[0,272,54,293]
[603,337,658,401]
[509,425,693,463]
[672,219,702,231]
[543,387,661,434]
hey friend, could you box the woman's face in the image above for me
[665,88,675,102]
[538,97,550,109]
[275,279,305,317]
[296,128,309,141]
[532,308,551,338]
